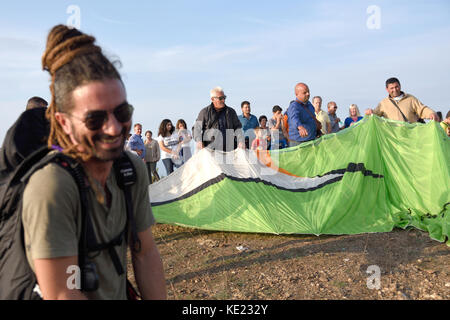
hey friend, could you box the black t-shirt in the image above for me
[216,107,227,150]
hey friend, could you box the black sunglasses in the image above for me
[70,103,134,131]
[214,96,226,101]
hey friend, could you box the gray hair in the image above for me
[210,86,224,98]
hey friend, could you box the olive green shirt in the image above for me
[22,151,155,300]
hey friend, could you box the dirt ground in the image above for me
[129,223,449,300]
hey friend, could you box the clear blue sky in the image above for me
[1,0,450,144]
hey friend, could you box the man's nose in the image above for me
[103,113,123,136]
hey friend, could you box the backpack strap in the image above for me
[53,154,136,290]
[113,152,142,300]
[114,152,141,253]
[57,155,134,279]
[21,151,139,292]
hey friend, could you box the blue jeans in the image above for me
[162,158,174,176]
[146,161,159,184]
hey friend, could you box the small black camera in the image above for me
[81,262,99,292]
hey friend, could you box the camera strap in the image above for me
[114,152,141,253]
[52,156,94,276]
[389,98,409,123]
[302,103,323,138]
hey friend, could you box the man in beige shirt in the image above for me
[313,96,331,134]
[366,77,439,123]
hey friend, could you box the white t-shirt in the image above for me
[157,133,180,159]
[393,94,404,102]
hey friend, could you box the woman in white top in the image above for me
[175,119,192,165]
[157,119,181,176]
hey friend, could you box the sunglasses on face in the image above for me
[70,103,134,131]
[214,96,226,101]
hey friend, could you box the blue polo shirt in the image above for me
[238,114,259,146]
[344,116,363,128]
[127,134,146,159]
[286,100,317,142]
[238,114,259,134]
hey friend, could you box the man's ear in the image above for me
[386,85,394,93]
[54,112,73,136]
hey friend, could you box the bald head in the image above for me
[295,83,310,103]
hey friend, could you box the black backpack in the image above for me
[0,108,140,299]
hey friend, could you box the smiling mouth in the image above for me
[96,135,124,148]
[103,136,120,142]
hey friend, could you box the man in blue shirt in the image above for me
[238,101,259,149]
[127,123,146,160]
[286,83,317,146]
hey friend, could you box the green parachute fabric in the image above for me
[149,116,449,244]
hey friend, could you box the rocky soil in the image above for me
[129,224,449,300]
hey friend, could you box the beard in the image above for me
[92,135,126,161]
[72,123,130,162]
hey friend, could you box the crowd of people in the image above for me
[124,119,194,181]
[122,78,449,178]
[3,24,449,301]
[25,78,450,183]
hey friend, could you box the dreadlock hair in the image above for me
[42,24,123,162]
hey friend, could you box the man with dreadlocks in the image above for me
[21,25,166,299]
